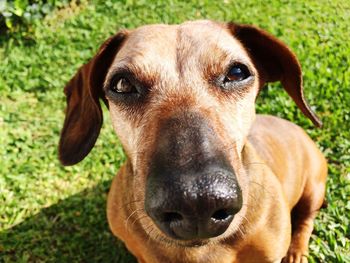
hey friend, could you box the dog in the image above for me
[58,20,327,263]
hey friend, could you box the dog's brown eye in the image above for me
[225,64,251,82]
[111,78,137,94]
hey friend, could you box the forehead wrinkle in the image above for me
[111,26,179,84]
[175,27,200,76]
[175,23,251,81]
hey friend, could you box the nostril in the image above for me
[211,209,233,221]
[162,212,183,223]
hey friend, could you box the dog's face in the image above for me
[104,21,257,242]
[59,20,320,246]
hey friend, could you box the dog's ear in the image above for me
[228,23,322,127]
[59,32,128,166]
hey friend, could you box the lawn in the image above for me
[0,0,349,262]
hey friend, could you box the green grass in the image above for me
[0,0,349,262]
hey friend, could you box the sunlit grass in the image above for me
[0,0,349,262]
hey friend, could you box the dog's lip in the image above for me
[151,224,211,247]
[172,239,210,248]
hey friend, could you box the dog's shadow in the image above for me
[0,180,136,263]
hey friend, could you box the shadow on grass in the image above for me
[0,180,136,263]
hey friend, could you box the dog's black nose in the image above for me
[145,112,242,240]
[145,167,242,240]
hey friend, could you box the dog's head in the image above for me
[59,20,320,245]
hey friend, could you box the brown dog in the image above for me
[59,20,327,263]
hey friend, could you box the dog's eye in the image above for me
[225,64,251,82]
[110,78,137,94]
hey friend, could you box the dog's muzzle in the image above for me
[145,112,242,240]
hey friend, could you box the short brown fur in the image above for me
[59,20,327,263]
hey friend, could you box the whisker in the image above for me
[125,208,143,233]
[117,199,143,211]
[249,180,274,198]
[131,214,149,228]
[245,162,269,167]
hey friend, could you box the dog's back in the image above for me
[249,114,327,209]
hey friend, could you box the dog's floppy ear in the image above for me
[59,32,128,166]
[228,23,322,127]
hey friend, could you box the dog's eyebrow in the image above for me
[104,63,158,89]
[202,51,254,81]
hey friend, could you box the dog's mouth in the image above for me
[142,200,248,249]
[146,229,212,248]
[172,239,210,248]
[143,209,246,248]
[158,208,237,239]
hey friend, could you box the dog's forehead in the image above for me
[112,21,249,72]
